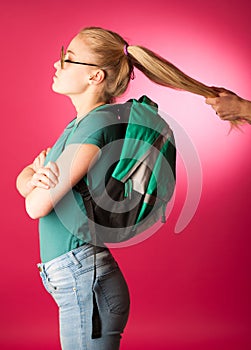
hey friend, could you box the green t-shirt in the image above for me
[39,107,124,263]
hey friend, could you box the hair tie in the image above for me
[123,44,129,56]
[123,44,134,80]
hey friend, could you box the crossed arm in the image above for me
[16,144,100,219]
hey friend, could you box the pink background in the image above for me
[1,0,251,349]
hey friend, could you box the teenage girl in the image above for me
[16,26,233,349]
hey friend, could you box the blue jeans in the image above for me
[37,244,130,350]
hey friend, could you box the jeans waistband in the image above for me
[37,244,109,274]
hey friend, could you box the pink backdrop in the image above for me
[1,0,251,349]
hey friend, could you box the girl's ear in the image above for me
[88,70,105,85]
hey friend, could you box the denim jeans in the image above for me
[37,244,130,350]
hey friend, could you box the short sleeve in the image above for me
[67,110,117,149]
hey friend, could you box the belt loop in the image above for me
[68,251,82,267]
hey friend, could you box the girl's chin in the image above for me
[51,83,64,94]
[52,85,59,93]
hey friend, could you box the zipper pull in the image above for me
[161,203,167,223]
[124,179,133,199]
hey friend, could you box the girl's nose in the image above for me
[54,60,61,69]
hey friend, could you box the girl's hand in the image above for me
[32,148,51,172]
[30,161,59,190]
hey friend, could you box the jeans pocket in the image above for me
[51,285,77,308]
[41,269,76,308]
[95,268,130,316]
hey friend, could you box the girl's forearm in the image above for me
[16,165,36,198]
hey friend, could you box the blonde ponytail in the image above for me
[126,45,243,127]
[79,27,243,126]
[127,45,219,98]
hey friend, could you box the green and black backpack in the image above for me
[75,95,176,246]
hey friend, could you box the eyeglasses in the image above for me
[60,46,99,69]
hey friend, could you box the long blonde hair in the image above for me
[79,26,240,126]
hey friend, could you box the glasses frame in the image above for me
[60,46,99,69]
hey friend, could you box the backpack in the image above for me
[75,95,176,246]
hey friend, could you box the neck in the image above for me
[70,93,107,121]
[76,101,107,122]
